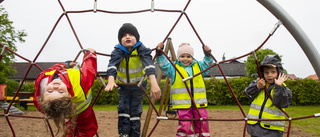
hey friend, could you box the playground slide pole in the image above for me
[257,0,320,79]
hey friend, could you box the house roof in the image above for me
[305,74,319,80]
[10,62,59,80]
[208,62,247,77]
[287,74,298,80]
[155,61,247,77]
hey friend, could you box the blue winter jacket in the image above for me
[156,54,214,83]
[106,41,156,79]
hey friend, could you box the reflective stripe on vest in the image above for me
[247,84,287,131]
[171,62,207,109]
[67,69,92,114]
[117,48,146,83]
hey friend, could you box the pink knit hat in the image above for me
[177,43,194,58]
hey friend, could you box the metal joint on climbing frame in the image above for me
[99,76,106,87]
[4,113,9,117]
[157,116,168,120]
[137,76,145,87]
[244,117,248,121]
[81,49,85,52]
[288,117,292,121]
[93,1,97,13]
[252,51,258,61]
[315,113,320,118]
[270,20,282,35]
[182,76,193,82]
[1,45,7,55]
[30,61,36,65]
[151,0,154,12]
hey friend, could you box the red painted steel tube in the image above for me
[147,120,160,137]
[5,116,15,137]
[0,43,32,62]
[33,13,64,62]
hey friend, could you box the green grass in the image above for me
[285,106,320,136]
[2,105,319,135]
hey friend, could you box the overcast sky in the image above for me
[2,0,320,78]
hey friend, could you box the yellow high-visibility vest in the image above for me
[117,48,146,83]
[247,83,287,131]
[171,62,207,109]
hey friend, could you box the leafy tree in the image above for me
[244,48,287,78]
[0,6,27,84]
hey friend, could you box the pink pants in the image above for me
[176,107,210,137]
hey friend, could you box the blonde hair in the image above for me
[40,95,77,136]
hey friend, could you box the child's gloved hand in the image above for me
[203,45,212,57]
[156,42,164,56]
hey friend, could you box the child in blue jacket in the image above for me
[104,23,161,137]
[156,42,213,137]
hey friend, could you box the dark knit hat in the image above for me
[118,23,140,44]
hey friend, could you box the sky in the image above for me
[1,0,320,78]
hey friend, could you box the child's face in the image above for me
[44,79,70,100]
[263,67,278,84]
[121,33,137,51]
[178,53,193,67]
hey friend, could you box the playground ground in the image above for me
[0,109,314,137]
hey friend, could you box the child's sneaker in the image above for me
[119,133,129,137]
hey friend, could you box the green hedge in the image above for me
[204,77,320,106]
[5,80,36,96]
[89,77,320,106]
[286,78,320,105]
[5,77,320,106]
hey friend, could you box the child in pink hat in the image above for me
[156,42,213,137]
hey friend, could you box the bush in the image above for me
[5,80,20,96]
[286,79,320,105]
[7,76,320,106]
[91,79,118,105]
[204,77,320,106]
[90,79,170,105]
[5,80,35,96]
[205,77,253,105]
[89,77,320,106]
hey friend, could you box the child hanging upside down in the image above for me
[33,48,98,137]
